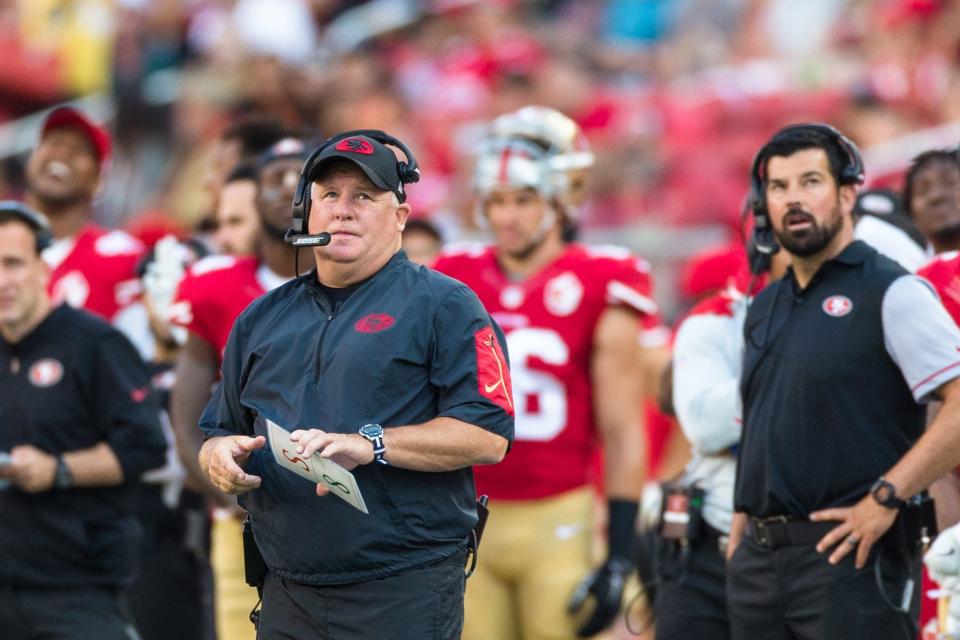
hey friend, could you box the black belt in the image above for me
[746,516,838,549]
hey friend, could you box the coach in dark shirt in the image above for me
[0,202,166,640]
[199,132,513,639]
[727,125,960,640]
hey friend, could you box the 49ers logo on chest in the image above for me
[822,295,853,317]
[29,358,64,388]
[544,272,583,317]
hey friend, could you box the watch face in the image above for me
[360,424,383,438]
[874,484,891,502]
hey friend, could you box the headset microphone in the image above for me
[284,229,331,247]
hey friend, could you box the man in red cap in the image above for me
[25,105,143,321]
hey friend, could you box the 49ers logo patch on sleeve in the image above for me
[474,327,514,415]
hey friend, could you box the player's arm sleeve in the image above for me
[198,315,253,440]
[672,312,742,454]
[168,274,216,349]
[429,286,515,443]
[883,275,960,402]
[93,332,167,479]
[606,257,670,348]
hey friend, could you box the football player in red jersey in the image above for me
[913,149,960,325]
[169,136,310,640]
[24,106,143,320]
[434,109,668,639]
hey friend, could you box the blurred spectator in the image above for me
[25,106,144,321]
[903,148,960,255]
[401,217,443,265]
[212,163,260,256]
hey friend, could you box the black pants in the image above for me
[654,528,731,640]
[0,584,139,640]
[256,551,467,640]
[127,487,213,640]
[726,536,920,640]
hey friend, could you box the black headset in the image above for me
[0,201,53,252]
[747,123,865,274]
[287,130,420,246]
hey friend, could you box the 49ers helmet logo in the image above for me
[822,295,853,317]
[335,138,374,155]
[29,358,64,387]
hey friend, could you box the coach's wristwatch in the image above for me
[870,477,905,509]
[359,424,388,465]
[54,455,74,489]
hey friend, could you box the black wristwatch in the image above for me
[870,477,904,509]
[54,455,74,489]
[359,424,387,465]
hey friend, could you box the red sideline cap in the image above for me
[41,106,112,166]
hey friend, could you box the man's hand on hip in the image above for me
[811,495,899,569]
[203,435,265,495]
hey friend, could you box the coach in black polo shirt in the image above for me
[0,203,166,640]
[726,124,960,640]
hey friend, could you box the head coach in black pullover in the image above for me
[198,131,514,640]
[725,124,960,640]
[0,202,166,640]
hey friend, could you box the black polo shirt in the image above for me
[0,304,166,587]
[735,241,960,518]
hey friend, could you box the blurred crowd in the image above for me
[0,0,959,319]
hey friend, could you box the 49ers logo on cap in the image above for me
[822,295,853,317]
[29,358,64,387]
[335,137,374,155]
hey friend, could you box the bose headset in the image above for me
[0,201,53,252]
[747,123,865,275]
[285,129,420,248]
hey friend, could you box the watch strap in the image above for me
[871,477,904,509]
[54,455,73,489]
[359,424,388,465]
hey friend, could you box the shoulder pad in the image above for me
[94,230,144,256]
[438,241,489,258]
[190,255,238,277]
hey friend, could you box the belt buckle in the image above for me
[754,515,788,548]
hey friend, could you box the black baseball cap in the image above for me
[306,135,406,202]
[257,136,312,171]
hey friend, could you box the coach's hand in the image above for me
[289,429,373,497]
[811,494,898,569]
[5,445,57,493]
[202,435,265,495]
[567,556,632,637]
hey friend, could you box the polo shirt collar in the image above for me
[783,240,873,293]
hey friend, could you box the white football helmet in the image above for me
[488,106,593,214]
[473,136,565,199]
[489,106,594,171]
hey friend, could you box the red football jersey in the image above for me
[434,243,665,500]
[169,256,271,362]
[910,254,958,637]
[919,251,960,326]
[45,224,144,320]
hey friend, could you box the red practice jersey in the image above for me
[45,224,143,320]
[919,251,960,326]
[169,255,271,362]
[434,243,665,500]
